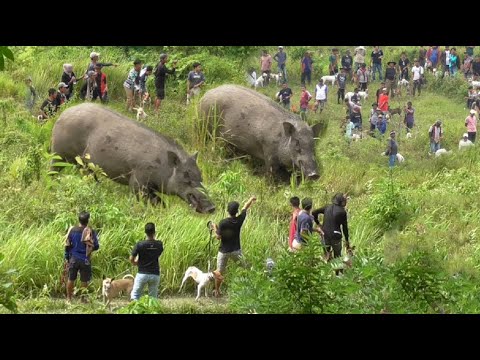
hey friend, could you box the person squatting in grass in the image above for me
[130,222,164,301]
[312,193,350,275]
[65,211,99,303]
[211,196,256,297]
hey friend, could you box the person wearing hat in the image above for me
[329,48,339,75]
[370,46,384,81]
[312,193,350,269]
[459,133,474,150]
[56,82,69,106]
[428,120,444,154]
[384,61,397,98]
[86,51,118,76]
[337,67,347,104]
[273,46,287,82]
[465,109,477,143]
[24,76,37,112]
[398,52,410,81]
[187,62,206,105]
[61,64,77,101]
[354,46,366,72]
[385,131,398,168]
[341,50,353,81]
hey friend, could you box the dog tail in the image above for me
[123,274,135,280]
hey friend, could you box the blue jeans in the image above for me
[131,273,160,300]
[450,65,458,76]
[372,63,383,80]
[278,64,287,82]
[389,154,396,168]
[430,141,440,153]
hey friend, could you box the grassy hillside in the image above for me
[1,46,479,313]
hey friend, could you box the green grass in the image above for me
[1,46,480,313]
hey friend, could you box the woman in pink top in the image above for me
[465,109,477,143]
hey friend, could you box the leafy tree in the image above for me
[0,46,14,70]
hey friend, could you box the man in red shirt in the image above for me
[378,88,390,114]
[288,197,301,251]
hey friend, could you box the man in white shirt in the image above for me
[411,59,424,96]
[459,133,474,150]
[314,79,328,113]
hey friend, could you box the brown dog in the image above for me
[102,275,135,308]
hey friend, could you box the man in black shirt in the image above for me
[154,53,177,112]
[277,82,293,109]
[312,193,350,273]
[341,50,353,81]
[398,53,410,81]
[212,196,256,296]
[130,223,164,300]
[370,46,384,81]
[40,88,59,120]
[337,68,347,104]
[385,61,397,98]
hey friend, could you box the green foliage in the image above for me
[0,253,17,313]
[118,296,164,314]
[0,46,14,71]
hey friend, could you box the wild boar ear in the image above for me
[191,151,199,162]
[167,151,181,167]
[311,121,327,138]
[283,122,296,137]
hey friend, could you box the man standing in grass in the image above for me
[212,196,256,297]
[130,223,164,301]
[288,196,301,251]
[274,46,287,82]
[404,101,415,133]
[429,120,443,154]
[385,131,398,168]
[187,62,206,105]
[337,67,347,104]
[65,211,99,303]
[260,50,273,86]
[314,79,328,113]
[465,109,477,143]
[292,198,323,251]
[154,53,177,112]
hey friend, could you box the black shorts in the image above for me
[325,236,342,258]
[406,122,414,129]
[68,257,92,282]
[156,88,165,100]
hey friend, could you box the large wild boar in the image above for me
[200,85,324,180]
[51,103,215,213]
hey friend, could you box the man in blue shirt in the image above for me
[65,211,99,303]
[292,198,323,251]
[274,46,288,82]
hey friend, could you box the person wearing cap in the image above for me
[329,48,339,75]
[260,49,273,86]
[95,64,108,103]
[80,70,98,101]
[354,46,366,72]
[124,59,143,112]
[61,64,77,101]
[187,62,206,105]
[341,50,353,81]
[370,46,384,81]
[337,67,347,104]
[356,63,370,91]
[293,198,323,252]
[211,196,257,296]
[398,52,410,81]
[273,46,287,82]
[301,51,313,86]
[384,61,397,98]
[65,211,99,303]
[428,120,444,154]
[459,133,474,150]
[24,76,37,112]
[411,59,424,96]
[40,88,59,120]
[314,78,328,113]
[404,101,415,133]
[154,53,177,112]
[86,51,117,74]
[312,193,350,270]
[56,82,69,106]
[385,131,398,168]
[465,109,477,143]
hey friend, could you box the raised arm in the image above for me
[242,196,257,211]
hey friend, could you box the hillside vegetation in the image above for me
[0,46,479,314]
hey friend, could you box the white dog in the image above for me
[397,79,409,87]
[255,73,268,88]
[469,80,480,89]
[133,107,148,121]
[321,74,337,86]
[345,91,367,103]
[179,266,223,300]
[358,90,368,101]
[270,73,283,85]
[406,132,412,139]
[396,153,405,162]
[435,148,452,157]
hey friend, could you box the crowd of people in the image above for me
[27,51,207,121]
